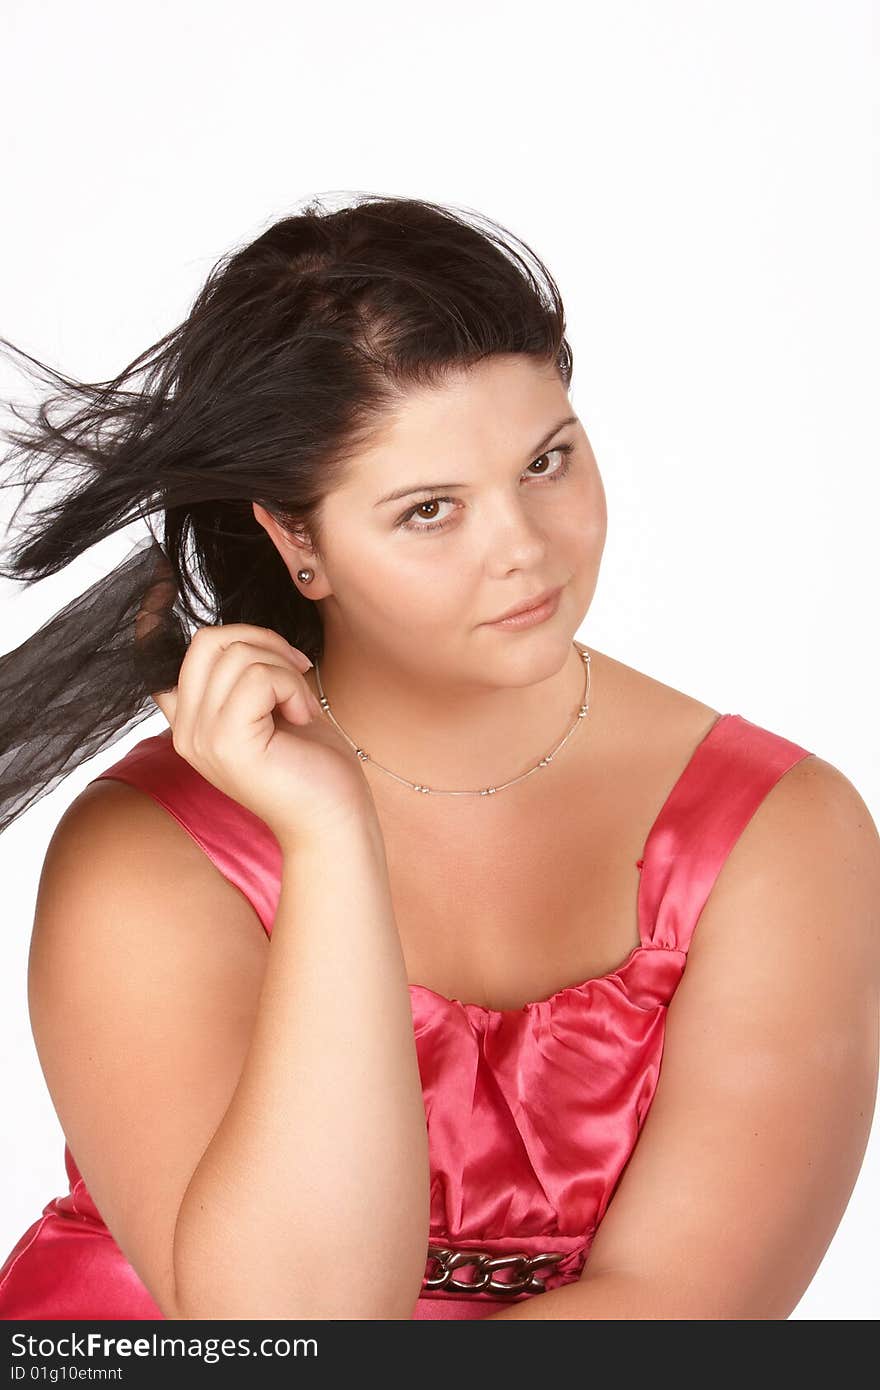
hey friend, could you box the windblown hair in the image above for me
[0,192,573,835]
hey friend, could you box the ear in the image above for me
[252,502,315,563]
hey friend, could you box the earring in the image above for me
[297,568,314,584]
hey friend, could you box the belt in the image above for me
[424,1244,566,1297]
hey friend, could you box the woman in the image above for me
[0,195,876,1321]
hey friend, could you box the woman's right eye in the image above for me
[396,496,458,533]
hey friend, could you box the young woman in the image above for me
[0,195,877,1321]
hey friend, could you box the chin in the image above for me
[491,633,575,679]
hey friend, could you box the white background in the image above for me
[0,0,876,1319]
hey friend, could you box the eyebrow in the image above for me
[373,414,580,507]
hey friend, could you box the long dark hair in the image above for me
[0,193,573,835]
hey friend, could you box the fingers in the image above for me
[160,624,314,749]
[194,642,310,734]
[213,661,317,742]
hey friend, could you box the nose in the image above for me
[482,492,550,570]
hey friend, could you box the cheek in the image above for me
[555,475,606,561]
[348,544,475,627]
[398,559,477,625]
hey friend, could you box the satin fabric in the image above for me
[0,713,812,1320]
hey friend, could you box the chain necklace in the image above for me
[312,641,592,797]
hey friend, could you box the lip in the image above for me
[484,585,564,628]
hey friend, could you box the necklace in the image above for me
[312,641,592,797]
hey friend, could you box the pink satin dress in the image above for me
[0,712,813,1320]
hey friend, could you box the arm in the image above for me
[485,755,880,1320]
[173,808,431,1319]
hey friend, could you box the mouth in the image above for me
[484,585,564,628]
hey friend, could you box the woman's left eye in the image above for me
[396,443,576,534]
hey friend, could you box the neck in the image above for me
[307,632,590,796]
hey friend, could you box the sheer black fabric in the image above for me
[0,534,189,835]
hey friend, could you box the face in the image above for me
[257,353,607,688]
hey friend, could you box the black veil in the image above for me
[0,531,190,836]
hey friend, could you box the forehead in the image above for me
[346,355,571,490]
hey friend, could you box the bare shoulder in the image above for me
[55,775,269,946]
[27,774,269,1317]
[39,774,270,1003]
[759,743,880,843]
[594,635,880,971]
[584,645,722,745]
[698,748,880,979]
[582,735,880,1316]
[590,638,880,991]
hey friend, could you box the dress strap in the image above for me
[637,715,814,956]
[91,730,281,936]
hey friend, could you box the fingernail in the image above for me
[286,639,313,669]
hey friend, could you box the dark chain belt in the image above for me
[424,1244,566,1297]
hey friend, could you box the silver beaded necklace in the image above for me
[312,640,592,797]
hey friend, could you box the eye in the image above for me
[396,443,576,534]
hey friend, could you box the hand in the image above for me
[149,623,375,845]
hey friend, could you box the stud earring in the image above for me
[296,568,314,584]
